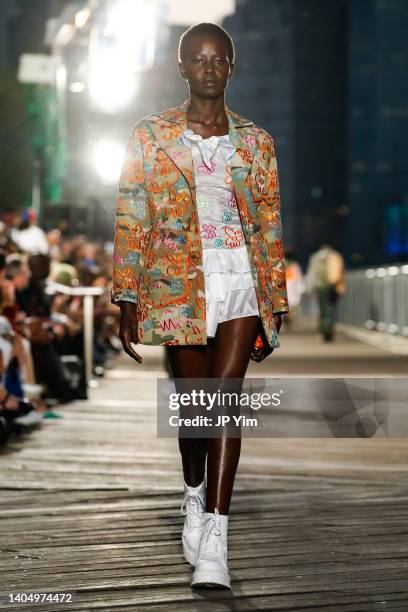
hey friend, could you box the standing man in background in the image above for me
[306,240,346,342]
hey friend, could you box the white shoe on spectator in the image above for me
[14,409,43,426]
[191,508,231,589]
[180,480,206,565]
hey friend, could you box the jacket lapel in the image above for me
[148,100,194,194]
[148,98,255,197]
[224,104,255,175]
[225,108,256,227]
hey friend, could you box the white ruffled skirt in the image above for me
[203,246,260,337]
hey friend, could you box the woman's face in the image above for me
[179,33,234,99]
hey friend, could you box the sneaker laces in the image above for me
[180,492,204,529]
[198,508,225,560]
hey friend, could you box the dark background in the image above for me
[0,0,407,270]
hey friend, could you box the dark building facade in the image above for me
[346,0,408,266]
[224,0,408,268]
[223,0,347,267]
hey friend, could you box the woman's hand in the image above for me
[249,314,282,363]
[119,301,143,364]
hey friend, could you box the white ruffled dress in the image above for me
[181,128,260,337]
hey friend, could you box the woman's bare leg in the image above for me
[166,341,216,486]
[206,315,260,514]
[166,313,260,499]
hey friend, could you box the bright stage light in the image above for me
[87,0,160,112]
[88,47,138,113]
[70,81,85,93]
[105,0,158,70]
[108,0,157,50]
[93,140,124,184]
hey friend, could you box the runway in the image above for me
[1,320,408,610]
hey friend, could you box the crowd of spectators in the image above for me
[0,208,121,445]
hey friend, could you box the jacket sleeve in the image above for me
[258,135,289,314]
[110,124,152,305]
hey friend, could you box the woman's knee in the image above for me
[209,318,259,378]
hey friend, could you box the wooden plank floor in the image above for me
[1,324,408,611]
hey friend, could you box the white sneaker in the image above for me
[180,481,206,565]
[191,508,231,589]
[14,410,43,426]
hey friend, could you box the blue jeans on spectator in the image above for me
[316,284,339,341]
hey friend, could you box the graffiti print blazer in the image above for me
[111,98,289,349]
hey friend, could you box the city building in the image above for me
[224,0,347,266]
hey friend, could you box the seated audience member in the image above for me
[16,253,53,318]
[10,209,49,255]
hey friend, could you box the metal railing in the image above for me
[337,265,408,336]
[45,282,104,387]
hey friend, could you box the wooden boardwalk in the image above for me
[1,322,408,611]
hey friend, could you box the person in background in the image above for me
[11,209,49,255]
[306,239,346,342]
[47,229,62,262]
[16,254,53,318]
[2,254,31,323]
[0,279,45,412]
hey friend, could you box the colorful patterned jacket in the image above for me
[111,98,289,349]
